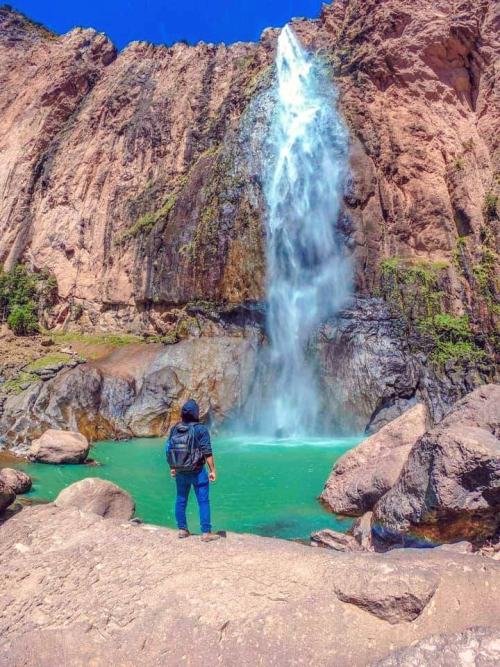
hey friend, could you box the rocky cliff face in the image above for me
[0,1,498,443]
[0,1,497,331]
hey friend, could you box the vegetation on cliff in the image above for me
[0,264,57,335]
[378,257,491,367]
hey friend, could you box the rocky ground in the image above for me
[1,502,499,667]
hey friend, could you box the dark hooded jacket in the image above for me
[166,399,212,462]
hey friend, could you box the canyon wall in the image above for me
[0,1,498,331]
[0,0,498,442]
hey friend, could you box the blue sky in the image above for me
[12,1,324,49]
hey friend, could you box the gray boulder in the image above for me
[320,403,429,515]
[0,479,15,513]
[0,468,32,494]
[28,429,90,464]
[373,384,500,544]
[55,478,135,520]
[373,626,500,666]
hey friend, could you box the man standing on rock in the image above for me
[166,399,220,542]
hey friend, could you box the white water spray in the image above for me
[254,25,350,437]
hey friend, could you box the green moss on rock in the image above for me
[379,257,488,367]
[119,193,178,242]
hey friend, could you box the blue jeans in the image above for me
[175,467,211,534]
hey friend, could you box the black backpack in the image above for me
[167,423,204,473]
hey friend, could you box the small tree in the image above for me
[7,304,39,335]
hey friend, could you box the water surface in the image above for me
[15,435,361,540]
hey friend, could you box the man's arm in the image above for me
[165,428,176,477]
[198,426,216,482]
[205,455,216,482]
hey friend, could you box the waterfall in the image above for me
[251,25,350,438]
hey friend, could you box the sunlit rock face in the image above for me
[0,1,497,333]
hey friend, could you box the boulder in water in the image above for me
[0,479,15,513]
[0,468,32,494]
[373,384,500,544]
[55,478,135,520]
[320,403,429,515]
[28,429,90,464]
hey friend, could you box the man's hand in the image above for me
[170,468,176,478]
[208,469,217,482]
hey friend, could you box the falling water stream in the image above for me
[253,25,350,437]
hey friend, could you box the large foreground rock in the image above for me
[0,479,15,513]
[374,385,500,544]
[28,429,90,464]
[373,626,500,666]
[55,478,135,520]
[0,505,499,666]
[0,468,31,494]
[321,403,429,515]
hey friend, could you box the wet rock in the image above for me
[320,403,429,515]
[0,478,15,512]
[28,429,90,464]
[55,478,135,520]
[332,559,440,624]
[310,529,363,552]
[316,299,493,434]
[0,468,31,494]
[0,335,258,450]
[373,626,500,666]
[373,385,500,544]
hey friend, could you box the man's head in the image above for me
[181,399,200,423]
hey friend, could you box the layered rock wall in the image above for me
[0,1,498,333]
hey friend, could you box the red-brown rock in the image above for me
[0,479,15,513]
[320,403,429,515]
[373,384,500,544]
[55,478,135,520]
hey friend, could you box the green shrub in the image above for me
[7,304,39,335]
[0,264,37,314]
[483,192,499,221]
[0,264,58,335]
[379,257,489,367]
[418,314,485,365]
[379,257,447,320]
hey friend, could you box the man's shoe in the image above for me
[178,529,191,539]
[201,532,221,542]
